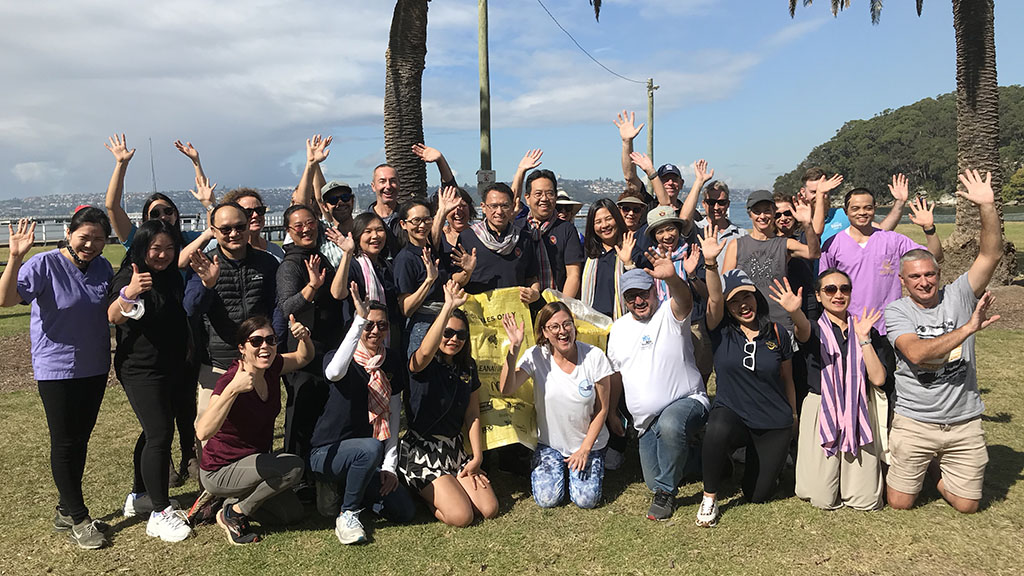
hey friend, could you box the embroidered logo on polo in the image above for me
[765,339,778,351]
[640,335,653,349]
[514,248,522,257]
[549,235,557,245]
[578,379,594,398]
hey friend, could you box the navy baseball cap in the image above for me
[657,164,683,180]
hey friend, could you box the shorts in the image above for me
[887,413,988,500]
[399,430,469,492]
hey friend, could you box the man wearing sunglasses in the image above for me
[883,169,1002,515]
[218,188,284,263]
[185,202,281,426]
[697,180,747,271]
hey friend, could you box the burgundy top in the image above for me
[201,354,284,472]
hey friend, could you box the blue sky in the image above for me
[0,0,1021,200]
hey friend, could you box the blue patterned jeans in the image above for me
[530,444,605,509]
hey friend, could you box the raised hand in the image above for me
[694,159,714,184]
[7,219,36,259]
[888,173,909,203]
[189,251,220,288]
[501,312,525,349]
[851,307,882,341]
[615,231,636,266]
[956,169,995,206]
[306,134,332,165]
[350,281,370,319]
[518,286,540,304]
[105,133,135,164]
[411,143,442,164]
[629,151,655,176]
[767,278,803,314]
[614,110,644,141]
[305,255,326,290]
[437,186,460,217]
[190,174,217,206]
[173,140,200,163]
[683,243,702,275]
[421,248,439,282]
[966,291,1000,334]
[644,247,678,281]
[907,196,935,230]
[816,174,844,196]
[326,230,355,253]
[450,245,477,273]
[288,314,311,342]
[442,278,468,308]
[793,196,813,225]
[697,224,724,260]
[518,149,543,172]
[229,358,256,394]
[125,263,153,300]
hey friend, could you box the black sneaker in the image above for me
[647,490,675,521]
[216,506,259,545]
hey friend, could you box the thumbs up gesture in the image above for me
[229,358,256,394]
[125,263,153,300]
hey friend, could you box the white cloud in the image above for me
[12,162,67,183]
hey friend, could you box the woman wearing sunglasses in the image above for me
[694,226,798,528]
[195,314,312,545]
[402,280,497,525]
[315,285,415,544]
[770,269,889,511]
[500,301,613,509]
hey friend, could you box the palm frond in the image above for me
[789,0,798,18]
[916,0,923,16]
[590,0,601,21]
[870,0,883,24]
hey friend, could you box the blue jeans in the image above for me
[309,437,415,522]
[531,444,605,509]
[638,396,708,495]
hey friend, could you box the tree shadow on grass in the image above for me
[981,412,1012,423]
[981,444,1024,508]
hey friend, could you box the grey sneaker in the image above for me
[53,507,74,532]
[69,519,107,550]
[316,480,341,518]
[646,490,675,521]
[334,510,366,545]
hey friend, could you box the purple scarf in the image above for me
[817,314,873,457]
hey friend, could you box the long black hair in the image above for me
[141,193,185,247]
[120,219,181,275]
[583,199,626,259]
[446,308,473,372]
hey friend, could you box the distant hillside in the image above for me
[773,85,1024,204]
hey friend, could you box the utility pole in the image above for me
[148,137,158,193]
[646,78,658,162]
[477,0,495,189]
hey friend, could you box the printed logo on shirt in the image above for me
[578,379,594,398]
[914,320,968,384]
[640,335,653,350]
[549,234,557,245]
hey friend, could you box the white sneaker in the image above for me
[146,506,192,542]
[695,495,719,528]
[335,510,366,545]
[124,492,180,518]
[604,448,625,471]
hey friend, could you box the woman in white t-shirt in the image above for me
[499,302,613,509]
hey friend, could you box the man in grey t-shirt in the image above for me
[883,169,1003,514]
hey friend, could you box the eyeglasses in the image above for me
[443,327,469,340]
[531,190,556,199]
[246,334,278,348]
[820,284,852,296]
[774,210,794,219]
[484,202,511,211]
[212,223,247,236]
[363,320,390,333]
[149,206,176,219]
[243,206,267,218]
[555,205,574,213]
[743,341,756,372]
[404,216,433,227]
[324,193,354,205]
[288,220,317,232]
[544,320,575,333]
[618,204,643,213]
[704,198,729,207]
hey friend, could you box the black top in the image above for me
[788,231,821,322]
[311,351,406,448]
[710,322,794,429]
[458,227,540,294]
[364,203,403,262]
[590,246,640,318]
[406,357,481,438]
[799,318,891,396]
[516,218,584,292]
[109,265,191,381]
[276,244,345,371]
[393,243,449,312]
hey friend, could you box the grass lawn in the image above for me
[0,329,1022,575]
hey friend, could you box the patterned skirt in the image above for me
[399,430,469,492]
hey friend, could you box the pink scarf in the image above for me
[354,341,391,441]
[817,314,873,457]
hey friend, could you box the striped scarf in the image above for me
[354,340,391,441]
[526,216,558,291]
[355,254,384,303]
[469,220,520,256]
[581,251,624,319]
[817,314,872,457]
[653,243,688,303]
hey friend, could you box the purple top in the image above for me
[17,249,113,380]
[819,229,924,334]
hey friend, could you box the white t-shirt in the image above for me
[607,302,709,434]
[517,342,613,457]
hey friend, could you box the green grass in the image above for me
[896,221,1024,253]
[1,330,1023,575]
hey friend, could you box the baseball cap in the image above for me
[620,268,653,295]
[723,269,757,301]
[645,205,684,239]
[745,189,774,211]
[657,164,682,180]
[321,180,353,200]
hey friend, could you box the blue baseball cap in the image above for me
[620,268,653,296]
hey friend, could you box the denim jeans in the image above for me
[637,396,708,495]
[309,437,415,522]
[531,444,605,509]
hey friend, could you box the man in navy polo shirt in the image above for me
[366,163,403,260]
[516,169,584,299]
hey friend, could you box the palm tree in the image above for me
[790,0,1016,284]
[383,1,603,202]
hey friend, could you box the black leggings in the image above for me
[123,379,177,511]
[283,369,329,480]
[171,365,198,463]
[702,405,792,503]
[38,375,107,523]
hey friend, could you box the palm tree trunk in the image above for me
[945,0,1017,284]
[384,0,429,202]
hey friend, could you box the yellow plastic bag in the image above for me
[541,289,612,350]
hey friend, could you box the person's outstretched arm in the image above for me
[412,143,456,188]
[959,170,1003,296]
[644,246,692,322]
[698,224,726,331]
[510,149,543,215]
[879,173,910,231]
[0,220,35,307]
[497,313,531,395]
[630,152,667,206]
[292,135,331,217]
[409,279,465,373]
[679,160,713,231]
[103,134,136,243]
[614,110,644,192]
[174,140,216,212]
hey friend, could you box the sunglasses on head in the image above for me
[704,198,729,207]
[820,284,852,296]
[149,206,176,219]
[246,334,277,348]
[324,192,354,205]
[243,206,267,218]
[775,210,794,219]
[443,327,469,340]
[212,223,247,235]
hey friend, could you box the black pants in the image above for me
[38,375,107,523]
[702,405,792,503]
[171,364,198,464]
[283,369,329,479]
[123,378,178,511]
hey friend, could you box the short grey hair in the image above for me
[900,248,938,269]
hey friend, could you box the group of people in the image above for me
[0,112,1004,549]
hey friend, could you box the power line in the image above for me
[535,0,645,85]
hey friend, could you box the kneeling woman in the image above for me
[771,269,888,511]
[196,315,313,545]
[403,280,497,526]
[500,302,613,509]
[695,227,798,528]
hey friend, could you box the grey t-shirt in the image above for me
[884,272,983,424]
